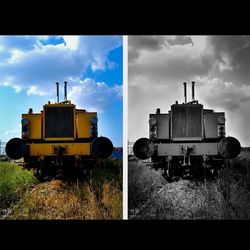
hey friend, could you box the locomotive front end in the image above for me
[133,81,241,180]
[5,81,113,180]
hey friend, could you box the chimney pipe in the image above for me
[64,81,67,101]
[56,82,59,103]
[183,82,187,103]
[192,81,195,101]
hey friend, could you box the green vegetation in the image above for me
[92,157,122,190]
[6,157,122,220]
[0,161,37,216]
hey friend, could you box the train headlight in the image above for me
[218,125,225,138]
[149,117,157,126]
[149,117,157,140]
[150,126,156,133]
[90,117,98,138]
[21,118,29,139]
[218,116,226,124]
[149,125,157,139]
[91,125,98,138]
[21,118,29,126]
[91,117,98,125]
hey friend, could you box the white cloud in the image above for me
[4,128,20,136]
[190,36,208,52]
[63,36,79,50]
[13,85,22,93]
[218,52,234,72]
[27,85,47,96]
[0,35,122,96]
[195,76,250,110]
[129,37,214,84]
[0,79,22,93]
[67,78,122,112]
[91,58,106,71]
[113,84,123,98]
[6,49,25,64]
[34,36,50,40]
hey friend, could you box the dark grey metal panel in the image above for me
[171,104,202,140]
[45,107,74,138]
[172,106,186,138]
[186,106,202,137]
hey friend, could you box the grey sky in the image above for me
[128,35,250,147]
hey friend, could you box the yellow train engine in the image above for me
[133,82,241,181]
[5,82,113,180]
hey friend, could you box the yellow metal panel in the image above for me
[77,113,97,138]
[22,114,42,139]
[67,143,90,155]
[29,143,91,156]
[30,144,54,156]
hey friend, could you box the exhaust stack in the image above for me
[64,81,67,101]
[56,82,59,103]
[183,82,187,103]
[192,81,195,101]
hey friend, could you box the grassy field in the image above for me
[129,149,250,219]
[0,157,122,220]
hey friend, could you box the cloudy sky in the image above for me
[128,36,250,147]
[0,36,122,146]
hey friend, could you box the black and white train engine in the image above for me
[133,82,241,180]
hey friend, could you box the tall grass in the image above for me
[75,157,122,219]
[128,160,166,216]
[129,152,250,220]
[0,161,37,215]
[216,155,250,219]
[7,157,122,220]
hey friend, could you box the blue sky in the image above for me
[0,36,122,147]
